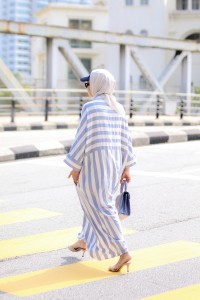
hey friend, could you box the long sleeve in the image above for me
[125,120,137,168]
[64,104,88,171]
[125,134,137,168]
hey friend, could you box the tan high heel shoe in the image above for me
[68,245,86,257]
[108,259,132,273]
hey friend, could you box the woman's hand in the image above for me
[120,167,131,184]
[68,169,80,185]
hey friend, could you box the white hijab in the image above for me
[89,69,125,116]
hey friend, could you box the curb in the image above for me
[0,122,77,132]
[1,129,200,163]
[128,120,200,127]
[0,119,200,131]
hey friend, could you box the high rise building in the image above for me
[0,0,32,82]
[0,0,92,83]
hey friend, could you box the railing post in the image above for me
[180,98,184,119]
[129,98,134,119]
[156,94,160,119]
[79,98,83,118]
[11,98,15,123]
[45,98,49,122]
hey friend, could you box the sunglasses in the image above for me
[85,82,90,88]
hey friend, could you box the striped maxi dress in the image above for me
[64,96,136,260]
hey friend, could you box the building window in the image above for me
[17,69,30,73]
[18,54,30,58]
[69,19,92,30]
[68,58,91,80]
[192,0,200,9]
[69,19,79,29]
[17,61,29,65]
[141,0,149,5]
[81,58,91,72]
[16,2,31,8]
[70,40,91,48]
[186,33,200,42]
[125,0,134,5]
[17,47,29,50]
[17,39,29,43]
[176,0,188,10]
[69,19,92,49]
[81,20,92,30]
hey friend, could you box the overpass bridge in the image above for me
[1,20,200,51]
[0,20,199,112]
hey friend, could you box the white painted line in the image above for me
[0,156,64,167]
[27,160,65,167]
[177,168,200,175]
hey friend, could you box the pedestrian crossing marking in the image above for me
[142,283,200,300]
[0,241,199,297]
[0,227,137,260]
[0,208,62,226]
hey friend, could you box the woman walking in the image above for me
[64,69,136,272]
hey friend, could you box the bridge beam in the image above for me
[119,45,130,90]
[47,38,58,89]
[0,20,200,52]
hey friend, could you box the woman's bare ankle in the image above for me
[120,252,132,260]
[78,240,86,247]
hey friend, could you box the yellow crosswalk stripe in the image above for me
[0,241,199,297]
[142,283,200,300]
[0,227,137,260]
[0,208,62,226]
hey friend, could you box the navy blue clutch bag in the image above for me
[115,180,131,220]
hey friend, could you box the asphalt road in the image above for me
[0,141,200,300]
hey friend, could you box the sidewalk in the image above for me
[0,114,200,131]
[1,125,200,163]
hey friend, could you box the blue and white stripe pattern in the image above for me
[64,96,136,260]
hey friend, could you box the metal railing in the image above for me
[0,88,200,123]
